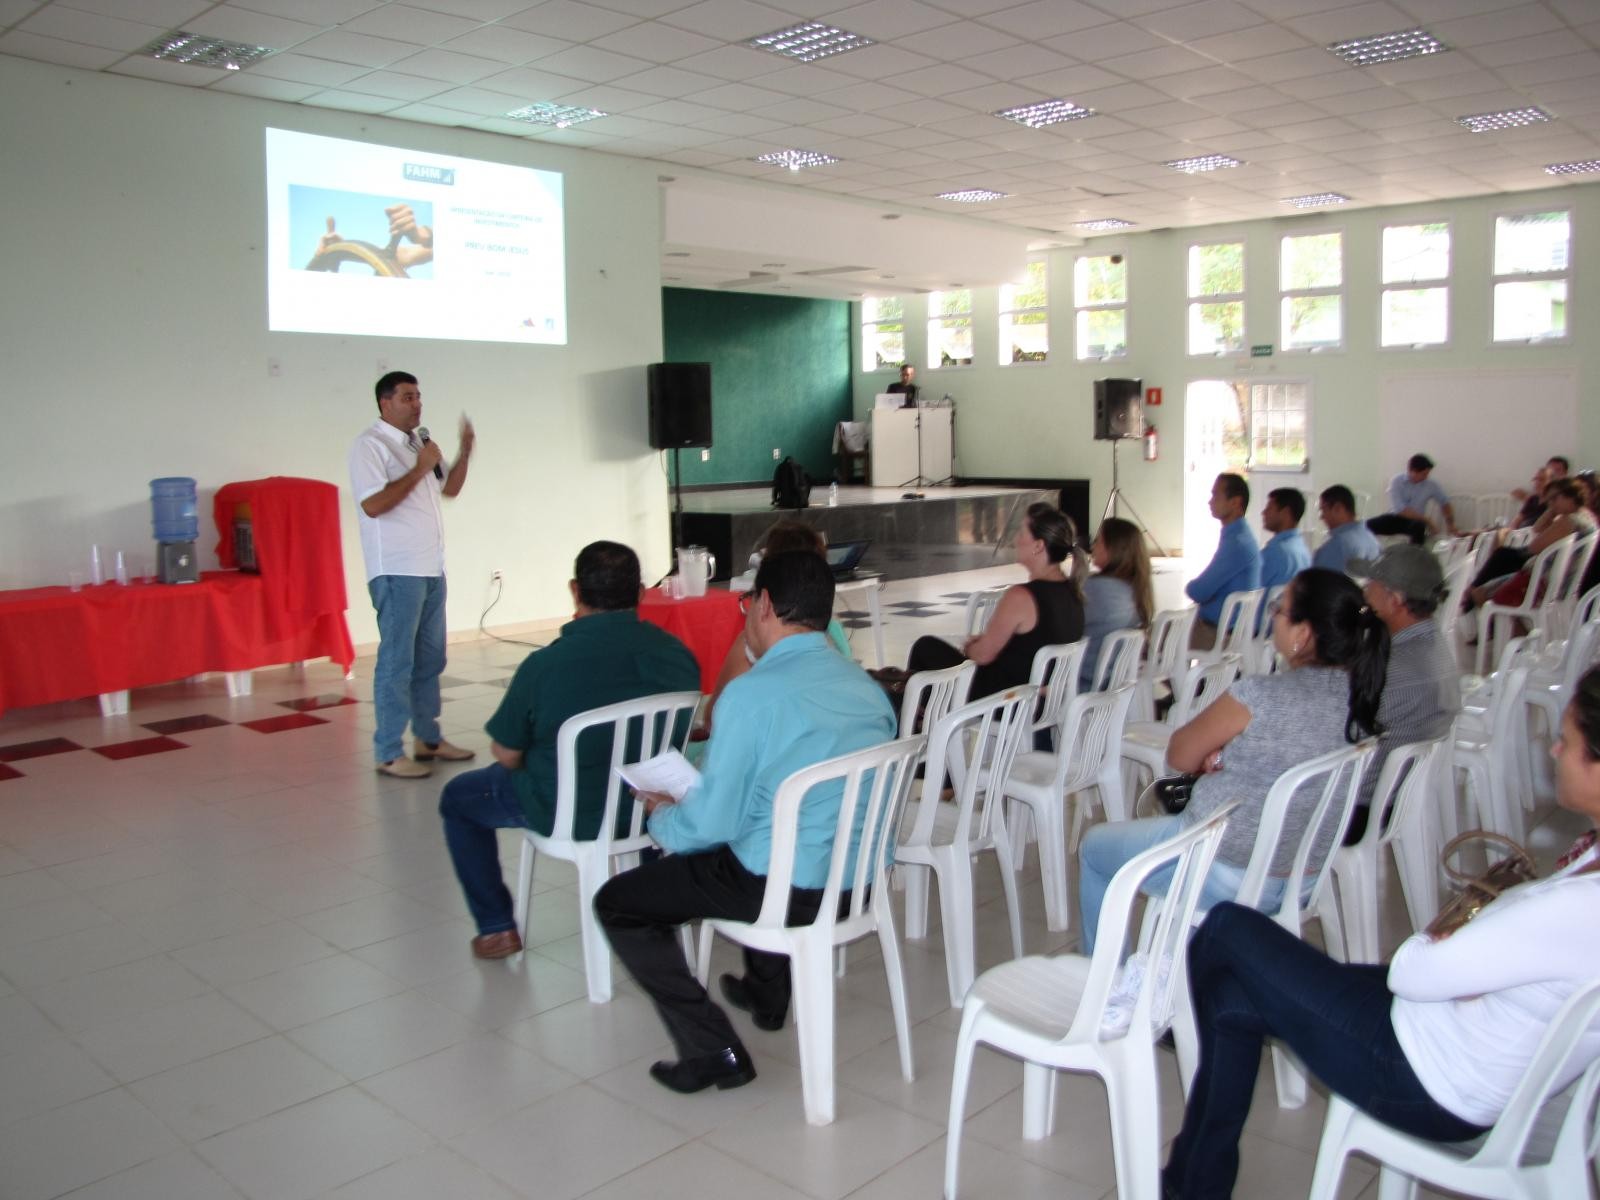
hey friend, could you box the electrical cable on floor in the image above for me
[477,575,549,649]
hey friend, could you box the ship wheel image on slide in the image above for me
[304,208,433,278]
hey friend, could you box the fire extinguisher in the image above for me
[1143,423,1159,461]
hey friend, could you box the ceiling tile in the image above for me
[389,46,506,82]
[1068,80,1179,111]
[295,30,421,67]
[1198,83,1299,113]
[896,18,1018,58]
[752,95,856,122]
[553,83,662,111]
[613,64,729,96]
[1146,65,1255,99]
[1311,86,1413,115]
[1430,5,1563,49]
[188,5,329,48]
[301,87,407,112]
[109,54,220,85]
[403,0,530,17]
[477,62,588,95]
[18,6,162,51]
[1013,62,1130,96]
[440,25,571,64]
[659,0,809,41]
[671,44,783,81]
[1100,44,1217,79]
[1498,51,1600,88]
[868,124,960,147]
[691,110,787,134]
[956,41,1077,78]
[342,4,482,43]
[533,43,653,82]
[61,0,207,24]
[1272,68,1387,100]
[209,72,319,101]
[689,80,793,109]
[1043,20,1167,59]
[1136,0,1264,42]
[821,0,961,40]
[427,82,530,114]
[1282,2,1414,44]
[977,0,1114,40]
[941,81,1048,111]
[589,21,721,62]
[1393,68,1507,102]
[747,63,862,95]
[813,42,939,78]
[597,0,726,16]
[1187,24,1310,63]
[876,61,992,95]
[815,78,914,110]
[631,96,728,124]
[500,0,638,40]
[250,52,367,85]
[811,111,906,134]
[1232,45,1345,84]
[341,70,456,100]
[1470,31,1588,68]
[0,28,123,68]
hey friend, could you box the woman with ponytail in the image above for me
[905,502,1086,699]
[1078,567,1390,950]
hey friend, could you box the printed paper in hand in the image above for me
[616,750,701,801]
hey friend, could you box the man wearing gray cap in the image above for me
[1344,544,1461,841]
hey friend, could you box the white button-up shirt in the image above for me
[348,419,445,581]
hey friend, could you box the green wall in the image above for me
[663,288,852,487]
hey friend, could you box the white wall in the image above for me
[0,57,669,645]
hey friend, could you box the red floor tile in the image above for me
[0,737,83,762]
[277,695,360,712]
[92,736,189,760]
[0,763,23,781]
[241,713,330,733]
[142,714,231,735]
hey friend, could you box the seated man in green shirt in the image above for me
[439,541,700,960]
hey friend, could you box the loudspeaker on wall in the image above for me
[648,362,713,449]
[1093,378,1143,441]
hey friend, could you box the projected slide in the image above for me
[266,128,566,345]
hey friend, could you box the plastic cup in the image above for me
[68,570,86,593]
[114,550,129,586]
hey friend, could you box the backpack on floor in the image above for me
[772,456,812,509]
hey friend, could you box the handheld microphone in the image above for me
[416,426,445,480]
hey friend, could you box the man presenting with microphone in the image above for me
[349,371,476,778]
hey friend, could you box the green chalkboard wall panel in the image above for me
[662,287,852,487]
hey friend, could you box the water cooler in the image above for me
[151,477,200,584]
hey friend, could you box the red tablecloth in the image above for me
[214,477,348,619]
[637,587,744,694]
[0,572,354,716]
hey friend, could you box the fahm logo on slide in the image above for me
[403,163,455,185]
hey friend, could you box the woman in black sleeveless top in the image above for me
[907,503,1086,698]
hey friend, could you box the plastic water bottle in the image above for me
[828,481,839,507]
[149,477,199,544]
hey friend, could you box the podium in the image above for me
[871,407,952,487]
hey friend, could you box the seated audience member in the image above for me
[1184,473,1262,650]
[1343,545,1461,842]
[1509,456,1569,529]
[1079,516,1153,688]
[1470,477,1597,610]
[1259,487,1311,593]
[703,520,850,733]
[1160,666,1600,1200]
[1078,568,1389,951]
[438,541,700,960]
[595,551,896,1094]
[1578,472,1600,598]
[1368,453,1459,544]
[906,503,1086,698]
[1312,485,1382,576]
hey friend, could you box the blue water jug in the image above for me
[150,477,199,544]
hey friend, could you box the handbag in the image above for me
[1423,830,1538,938]
[1152,772,1202,815]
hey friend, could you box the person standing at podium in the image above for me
[349,371,477,779]
[886,363,919,408]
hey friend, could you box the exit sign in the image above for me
[1251,344,1273,357]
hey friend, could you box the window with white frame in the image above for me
[1247,380,1310,470]
[1188,241,1245,355]
[862,296,905,370]
[1493,209,1570,342]
[1280,231,1342,351]
[1073,254,1126,360]
[928,288,973,368]
[1381,222,1450,348]
[998,261,1048,364]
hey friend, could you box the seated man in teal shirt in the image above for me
[438,541,699,961]
[596,551,897,1095]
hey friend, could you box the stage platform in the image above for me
[676,483,1086,582]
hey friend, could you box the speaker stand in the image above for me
[927,398,956,486]
[898,406,934,491]
[670,447,685,555]
[1101,439,1170,558]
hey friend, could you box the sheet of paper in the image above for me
[616,749,701,801]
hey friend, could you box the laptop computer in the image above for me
[825,539,871,578]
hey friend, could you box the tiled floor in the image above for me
[0,559,1572,1199]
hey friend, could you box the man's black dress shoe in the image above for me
[648,1045,756,1094]
[719,973,786,1032]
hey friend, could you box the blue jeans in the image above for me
[1077,816,1276,953]
[369,574,446,763]
[439,764,530,935]
[1164,904,1488,1200]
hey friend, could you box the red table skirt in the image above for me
[0,571,355,716]
[637,587,744,694]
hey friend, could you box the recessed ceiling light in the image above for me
[1166,154,1243,173]
[754,149,838,172]
[1076,218,1136,230]
[505,101,607,128]
[1282,192,1350,208]
[994,99,1096,128]
[1456,106,1551,132]
[937,188,1008,203]
[1546,159,1600,175]
[1327,28,1445,66]
[746,22,874,62]
[141,30,273,70]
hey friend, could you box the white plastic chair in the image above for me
[1547,534,1598,643]
[693,735,925,1126]
[1243,584,1287,674]
[1187,589,1263,681]
[1453,665,1533,842]
[512,691,701,1003]
[1167,739,1377,1108]
[1025,640,1089,745]
[834,576,886,667]
[1478,534,1574,675]
[1120,654,1243,799]
[1524,617,1600,799]
[897,686,1037,1008]
[964,585,1009,637]
[1307,979,1600,1200]
[1136,608,1196,721]
[943,805,1235,1200]
[898,660,976,738]
[1090,628,1145,693]
[1319,738,1447,964]
[1001,685,1136,932]
[1475,492,1520,529]
[1435,556,1474,663]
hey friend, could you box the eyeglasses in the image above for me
[738,592,754,614]
[1267,598,1286,619]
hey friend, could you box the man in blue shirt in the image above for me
[596,551,896,1095]
[1260,487,1312,592]
[1313,484,1383,575]
[1185,473,1261,649]
[1367,453,1459,545]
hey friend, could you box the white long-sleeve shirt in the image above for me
[1389,847,1600,1125]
